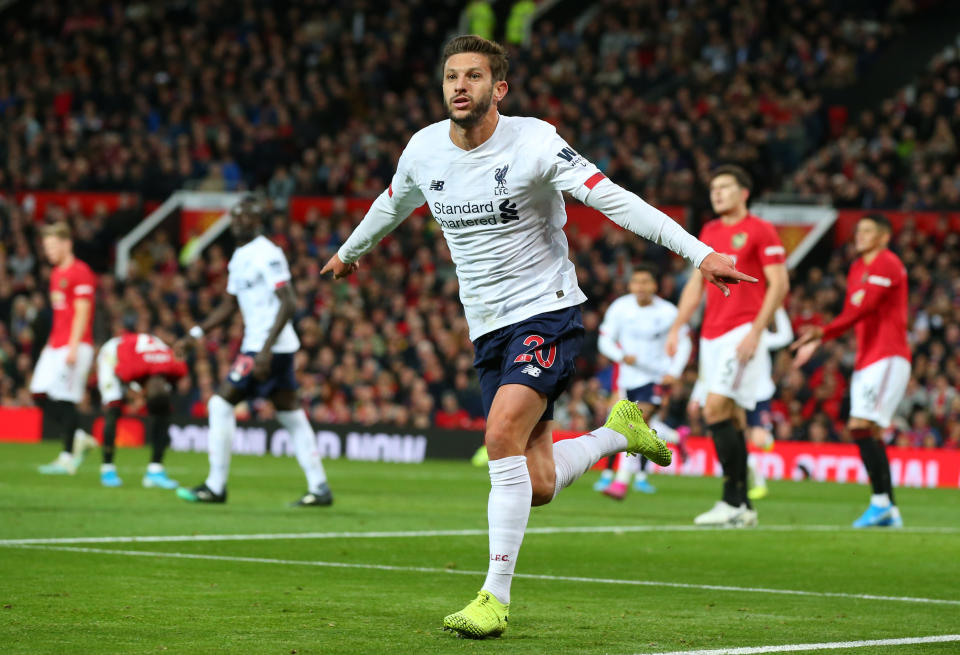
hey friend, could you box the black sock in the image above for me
[853,428,884,495]
[708,419,741,507]
[734,428,751,509]
[53,401,79,453]
[102,406,120,465]
[873,438,895,505]
[149,415,171,465]
[639,455,649,472]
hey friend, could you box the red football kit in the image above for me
[822,249,911,370]
[114,333,188,383]
[48,259,96,348]
[699,215,786,339]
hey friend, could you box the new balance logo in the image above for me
[429,180,445,191]
[499,199,519,223]
[520,365,541,378]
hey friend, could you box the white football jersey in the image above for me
[340,116,609,340]
[226,235,300,354]
[598,295,691,391]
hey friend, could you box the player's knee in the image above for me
[531,488,554,506]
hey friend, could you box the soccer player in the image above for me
[96,330,188,488]
[596,264,692,499]
[177,195,332,507]
[666,165,789,528]
[745,307,793,500]
[320,35,753,638]
[35,222,99,475]
[792,213,909,528]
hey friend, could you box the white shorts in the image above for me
[29,343,95,403]
[698,323,765,411]
[850,356,911,428]
[96,337,123,406]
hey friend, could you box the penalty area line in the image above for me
[627,633,960,655]
[7,544,960,607]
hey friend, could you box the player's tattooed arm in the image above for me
[176,294,238,353]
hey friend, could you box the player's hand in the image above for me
[65,346,77,367]
[622,354,637,366]
[699,252,758,297]
[174,337,193,356]
[790,325,824,368]
[320,253,359,279]
[665,327,679,357]
[253,350,272,380]
[736,328,761,363]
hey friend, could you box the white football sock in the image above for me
[614,453,638,484]
[204,395,235,495]
[553,427,627,499]
[277,408,327,490]
[482,455,531,605]
[748,454,765,489]
[650,418,679,444]
[100,463,116,474]
[871,493,891,508]
[146,462,164,474]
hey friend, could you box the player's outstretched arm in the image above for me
[325,152,427,279]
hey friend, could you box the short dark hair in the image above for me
[710,165,753,192]
[631,263,658,280]
[861,212,892,233]
[229,194,267,219]
[441,35,509,82]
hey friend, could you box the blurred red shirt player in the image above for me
[95,331,188,488]
[34,222,98,476]
[792,213,910,528]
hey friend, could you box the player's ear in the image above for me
[494,80,508,103]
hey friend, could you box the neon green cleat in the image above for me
[442,590,509,639]
[748,485,769,501]
[471,445,489,467]
[604,400,672,466]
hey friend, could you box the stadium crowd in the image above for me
[0,0,957,448]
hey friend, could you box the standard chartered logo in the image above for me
[432,198,520,229]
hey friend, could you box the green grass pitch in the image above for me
[1,442,958,655]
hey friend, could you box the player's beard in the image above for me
[448,88,494,128]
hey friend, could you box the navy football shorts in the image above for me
[225,351,298,399]
[473,306,584,422]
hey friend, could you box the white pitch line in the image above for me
[628,634,960,655]
[1,523,958,546]
[9,544,960,607]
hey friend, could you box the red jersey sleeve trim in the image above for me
[274,280,288,288]
[584,173,606,190]
[388,184,393,198]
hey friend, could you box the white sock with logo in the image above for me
[277,408,327,491]
[204,395,235,495]
[482,455,531,605]
[650,418,680,444]
[552,427,628,498]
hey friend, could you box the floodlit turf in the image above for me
[1,443,959,655]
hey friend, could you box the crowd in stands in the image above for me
[0,0,958,448]
[788,46,960,210]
